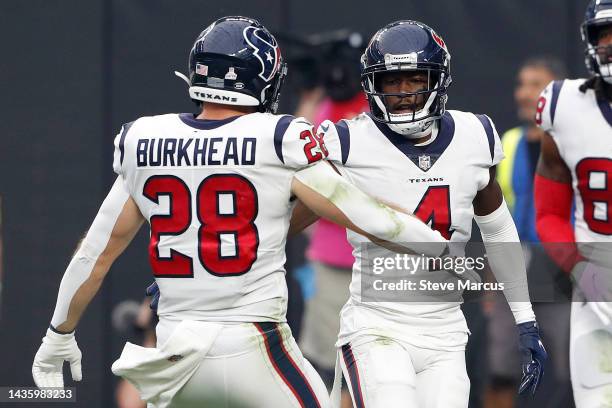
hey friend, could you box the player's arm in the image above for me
[53,182,144,333]
[291,161,448,256]
[288,200,319,236]
[32,176,144,388]
[473,168,546,395]
[532,79,582,271]
[473,167,535,322]
[534,131,581,272]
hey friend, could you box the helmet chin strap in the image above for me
[595,55,612,84]
[415,120,439,145]
[601,64,612,84]
[388,118,435,139]
[375,85,439,139]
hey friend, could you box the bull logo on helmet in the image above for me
[243,26,281,82]
[431,30,447,51]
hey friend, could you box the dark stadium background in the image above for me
[0,1,590,407]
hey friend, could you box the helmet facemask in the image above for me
[582,16,612,84]
[362,61,451,138]
[262,63,288,114]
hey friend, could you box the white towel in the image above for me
[112,320,223,408]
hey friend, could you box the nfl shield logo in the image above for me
[418,155,431,171]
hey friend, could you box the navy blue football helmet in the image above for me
[582,0,612,81]
[361,21,451,137]
[176,16,287,113]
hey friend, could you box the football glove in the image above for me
[517,321,547,395]
[571,261,612,325]
[145,281,160,311]
[32,328,82,388]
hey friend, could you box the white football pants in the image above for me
[570,293,612,408]
[338,335,469,408]
[157,321,330,408]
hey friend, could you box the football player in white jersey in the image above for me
[535,1,612,406]
[293,21,548,408]
[30,17,450,408]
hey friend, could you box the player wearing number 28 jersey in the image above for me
[31,16,448,408]
[298,21,547,408]
[535,1,612,406]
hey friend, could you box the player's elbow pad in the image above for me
[474,199,535,324]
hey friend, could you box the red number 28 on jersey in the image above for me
[143,174,259,278]
[301,128,328,164]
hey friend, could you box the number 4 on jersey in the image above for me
[413,185,454,239]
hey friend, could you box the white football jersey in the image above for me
[113,112,326,322]
[537,79,612,261]
[321,111,503,348]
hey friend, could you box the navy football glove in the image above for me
[145,281,160,311]
[517,321,547,395]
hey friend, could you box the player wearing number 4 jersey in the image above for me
[535,1,612,406]
[293,21,547,408]
[31,16,447,408]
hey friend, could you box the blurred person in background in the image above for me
[295,31,369,408]
[115,297,157,408]
[535,0,612,406]
[487,56,573,408]
[278,30,367,345]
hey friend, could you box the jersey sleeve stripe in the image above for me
[475,114,495,162]
[118,121,135,166]
[273,115,295,164]
[334,120,351,164]
[550,80,564,126]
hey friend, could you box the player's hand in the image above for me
[571,261,612,325]
[32,328,82,388]
[145,281,160,311]
[517,321,547,395]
